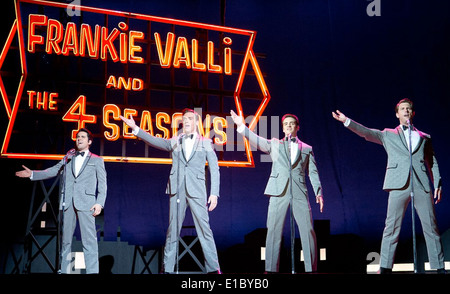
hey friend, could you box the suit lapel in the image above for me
[71,155,77,177]
[181,136,188,162]
[292,138,302,166]
[73,152,92,178]
[397,126,409,151]
[282,140,290,166]
[397,126,424,154]
[79,153,92,177]
[181,134,199,163]
[187,136,200,162]
[413,129,425,153]
[282,138,301,168]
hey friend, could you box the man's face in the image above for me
[282,117,299,137]
[76,131,91,151]
[396,102,415,125]
[182,112,197,135]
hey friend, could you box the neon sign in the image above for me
[0,0,271,166]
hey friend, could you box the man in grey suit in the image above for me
[332,98,445,274]
[230,110,324,273]
[16,128,107,274]
[120,108,221,274]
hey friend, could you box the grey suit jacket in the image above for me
[136,129,220,197]
[31,152,107,211]
[242,126,322,197]
[346,119,441,192]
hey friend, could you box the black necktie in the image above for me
[285,136,297,142]
[186,134,194,139]
[76,151,85,157]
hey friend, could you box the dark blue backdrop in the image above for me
[1,0,449,267]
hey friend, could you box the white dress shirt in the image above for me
[287,139,298,165]
[74,150,89,177]
[401,125,420,151]
[183,133,197,159]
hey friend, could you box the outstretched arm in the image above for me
[332,109,383,145]
[230,110,271,153]
[120,114,173,151]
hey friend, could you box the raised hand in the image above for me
[230,110,244,127]
[332,110,347,123]
[119,114,137,130]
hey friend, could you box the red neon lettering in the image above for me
[103,104,120,141]
[173,37,191,68]
[191,39,206,72]
[45,19,64,55]
[79,24,100,58]
[106,75,116,89]
[132,78,143,91]
[207,41,221,73]
[26,14,230,71]
[62,95,97,140]
[27,90,36,109]
[155,112,170,138]
[213,116,227,145]
[61,22,79,56]
[172,112,182,137]
[35,92,46,110]
[129,31,144,64]
[117,77,130,90]
[140,110,154,135]
[197,114,210,138]
[223,37,232,75]
[106,75,144,91]
[100,27,120,62]
[27,90,58,110]
[48,92,58,110]
[154,32,231,74]
[28,14,48,53]
[100,105,225,145]
[154,32,176,68]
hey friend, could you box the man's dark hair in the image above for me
[77,128,93,142]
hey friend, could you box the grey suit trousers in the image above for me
[380,178,444,269]
[60,206,98,274]
[265,187,317,273]
[163,179,220,273]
